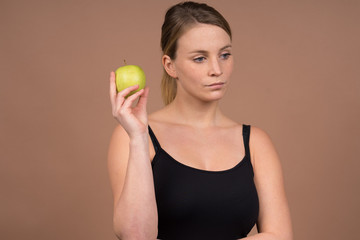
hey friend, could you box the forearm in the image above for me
[114,134,158,239]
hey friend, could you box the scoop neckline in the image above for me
[149,124,249,174]
[156,147,248,174]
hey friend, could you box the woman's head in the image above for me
[161,1,232,105]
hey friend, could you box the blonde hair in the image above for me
[160,1,232,105]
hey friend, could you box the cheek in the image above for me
[176,62,202,83]
[223,60,234,78]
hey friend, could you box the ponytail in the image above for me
[161,70,177,105]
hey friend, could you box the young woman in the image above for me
[108,2,292,239]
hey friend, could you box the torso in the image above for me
[148,113,259,239]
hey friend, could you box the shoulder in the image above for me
[109,124,130,146]
[108,125,131,169]
[248,125,280,169]
[248,125,274,149]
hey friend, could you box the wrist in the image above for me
[129,131,149,145]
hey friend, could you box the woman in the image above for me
[108,2,292,239]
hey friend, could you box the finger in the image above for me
[117,84,140,98]
[121,88,145,109]
[109,71,116,107]
[137,86,150,108]
[115,84,140,108]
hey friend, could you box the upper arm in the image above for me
[107,124,131,209]
[107,125,156,210]
[250,126,293,239]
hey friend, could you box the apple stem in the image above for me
[124,59,127,65]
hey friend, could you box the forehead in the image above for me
[177,23,231,53]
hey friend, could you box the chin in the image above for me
[201,90,227,102]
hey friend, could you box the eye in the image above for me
[220,53,231,60]
[193,56,206,63]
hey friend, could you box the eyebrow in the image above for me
[189,44,232,54]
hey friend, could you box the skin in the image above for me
[108,23,293,239]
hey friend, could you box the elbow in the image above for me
[280,233,293,240]
[279,225,294,240]
[113,216,158,240]
[284,231,294,240]
[114,229,158,240]
[267,231,293,240]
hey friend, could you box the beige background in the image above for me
[1,0,359,239]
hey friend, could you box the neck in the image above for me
[165,95,224,128]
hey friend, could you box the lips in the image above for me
[206,82,225,87]
[205,82,226,90]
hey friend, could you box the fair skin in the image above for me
[108,23,293,240]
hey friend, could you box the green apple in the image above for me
[115,64,146,97]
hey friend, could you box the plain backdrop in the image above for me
[1,0,359,239]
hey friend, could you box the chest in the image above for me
[157,127,245,171]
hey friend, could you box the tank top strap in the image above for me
[242,124,251,157]
[148,125,161,153]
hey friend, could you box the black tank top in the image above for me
[149,124,259,240]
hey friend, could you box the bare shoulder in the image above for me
[249,125,274,145]
[110,124,129,140]
[107,124,131,206]
[108,124,131,156]
[108,124,130,167]
[248,125,280,168]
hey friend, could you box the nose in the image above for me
[208,58,222,77]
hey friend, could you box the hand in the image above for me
[109,71,150,138]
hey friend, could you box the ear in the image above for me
[162,55,177,79]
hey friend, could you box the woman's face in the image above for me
[170,23,233,103]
